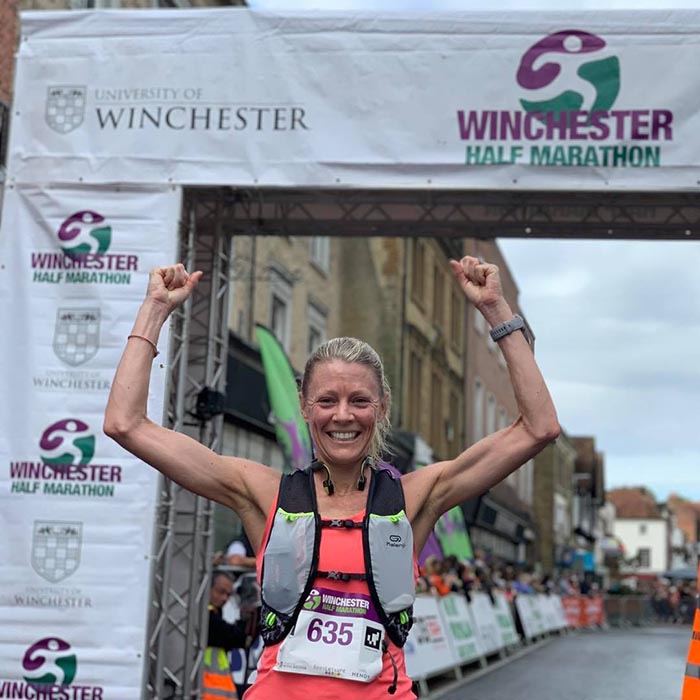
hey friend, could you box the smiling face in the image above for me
[301,359,386,470]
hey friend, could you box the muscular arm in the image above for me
[103,265,279,531]
[405,257,560,553]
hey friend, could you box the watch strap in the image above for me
[489,314,525,342]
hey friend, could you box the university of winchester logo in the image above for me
[45,86,86,134]
[31,520,83,583]
[53,307,101,366]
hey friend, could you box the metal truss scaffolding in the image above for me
[145,191,233,700]
[144,183,700,699]
[225,187,700,240]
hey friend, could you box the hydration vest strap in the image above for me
[317,570,367,582]
[321,518,364,529]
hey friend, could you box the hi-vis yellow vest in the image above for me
[202,606,238,700]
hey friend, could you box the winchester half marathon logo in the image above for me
[0,636,104,699]
[31,210,138,286]
[8,419,122,498]
[457,29,672,168]
[44,84,310,134]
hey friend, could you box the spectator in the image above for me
[202,571,247,700]
[226,530,256,569]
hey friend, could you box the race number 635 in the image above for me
[307,618,353,646]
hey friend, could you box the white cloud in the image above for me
[499,238,700,502]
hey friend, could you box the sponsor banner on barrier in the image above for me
[550,595,570,630]
[562,595,584,628]
[10,9,700,190]
[469,592,505,656]
[0,184,181,697]
[404,595,458,680]
[537,593,561,633]
[582,595,605,627]
[515,594,547,640]
[492,591,520,647]
[437,594,482,664]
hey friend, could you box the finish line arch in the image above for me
[4,7,700,699]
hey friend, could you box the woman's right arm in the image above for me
[103,264,279,526]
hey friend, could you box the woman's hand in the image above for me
[449,256,504,313]
[146,264,203,313]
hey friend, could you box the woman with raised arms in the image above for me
[104,256,560,699]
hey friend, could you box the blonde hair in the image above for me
[301,337,391,463]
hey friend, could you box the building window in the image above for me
[450,289,463,351]
[411,240,426,303]
[269,268,292,352]
[638,547,651,568]
[486,393,496,436]
[639,523,647,535]
[307,301,328,354]
[408,352,423,433]
[472,378,484,442]
[309,237,329,273]
[430,373,442,455]
[433,264,444,329]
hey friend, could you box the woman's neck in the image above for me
[315,459,369,497]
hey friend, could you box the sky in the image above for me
[247,0,700,502]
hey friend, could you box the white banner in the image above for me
[468,592,505,656]
[437,594,483,665]
[492,591,520,647]
[0,184,181,698]
[9,9,700,190]
[515,594,547,640]
[404,595,457,681]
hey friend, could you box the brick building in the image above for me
[460,239,537,566]
[532,430,578,573]
[0,1,17,175]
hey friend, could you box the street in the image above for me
[438,626,689,700]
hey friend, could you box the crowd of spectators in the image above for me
[415,549,600,604]
[649,580,696,624]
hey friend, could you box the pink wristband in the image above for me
[127,334,159,358]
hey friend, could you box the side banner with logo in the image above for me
[0,184,181,698]
[10,9,700,190]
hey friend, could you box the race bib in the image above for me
[274,586,384,682]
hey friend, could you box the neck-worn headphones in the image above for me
[312,457,372,496]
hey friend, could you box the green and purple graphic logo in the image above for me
[39,419,95,466]
[457,28,672,169]
[516,30,620,118]
[303,588,322,611]
[58,211,112,255]
[22,637,77,686]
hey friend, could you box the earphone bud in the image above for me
[313,458,372,495]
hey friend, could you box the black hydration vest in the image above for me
[259,463,415,648]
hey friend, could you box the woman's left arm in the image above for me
[405,256,560,550]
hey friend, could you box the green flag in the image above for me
[255,324,313,473]
[434,507,474,561]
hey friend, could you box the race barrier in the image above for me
[221,590,606,696]
[404,591,595,693]
[561,595,607,628]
